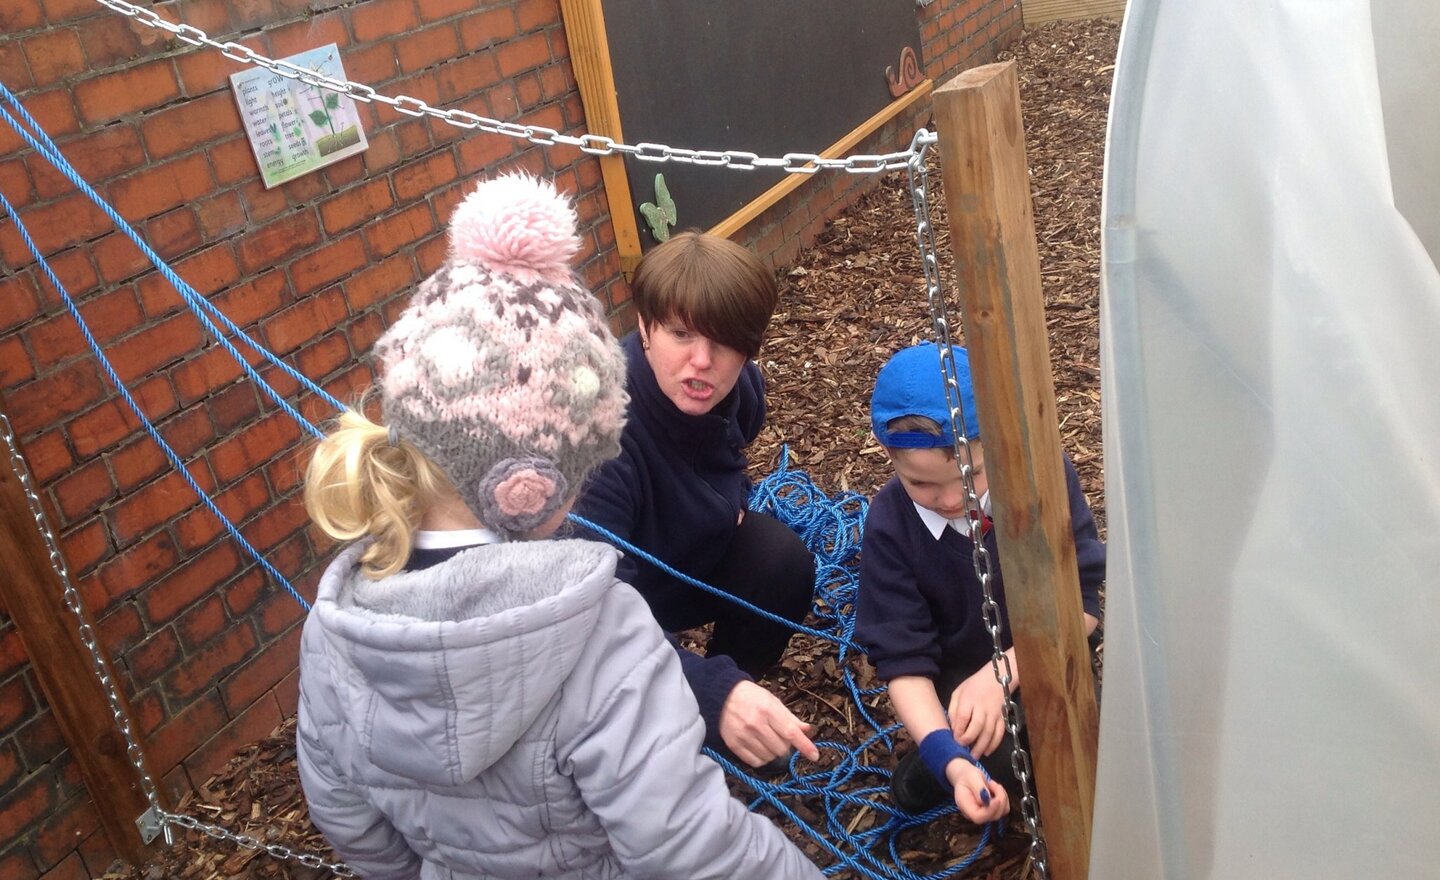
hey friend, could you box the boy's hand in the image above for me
[947,666,1007,757]
[719,680,819,767]
[945,758,1009,824]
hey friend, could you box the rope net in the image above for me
[0,5,1025,873]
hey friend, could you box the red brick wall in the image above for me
[0,1,1019,876]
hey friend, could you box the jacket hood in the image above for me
[307,538,621,786]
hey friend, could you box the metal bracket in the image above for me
[135,805,171,846]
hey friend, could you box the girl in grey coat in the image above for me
[296,175,822,880]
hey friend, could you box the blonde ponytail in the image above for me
[304,408,451,579]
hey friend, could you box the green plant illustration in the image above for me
[307,92,342,135]
[639,173,677,242]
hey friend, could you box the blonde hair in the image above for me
[304,408,452,579]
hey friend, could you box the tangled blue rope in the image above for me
[1,82,998,878]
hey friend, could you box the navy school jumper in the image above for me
[855,456,1105,685]
[573,331,764,738]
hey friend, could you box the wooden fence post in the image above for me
[0,416,159,865]
[930,61,1098,879]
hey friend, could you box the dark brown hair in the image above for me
[631,231,778,359]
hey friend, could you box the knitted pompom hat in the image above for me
[374,174,628,539]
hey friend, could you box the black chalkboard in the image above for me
[599,0,924,245]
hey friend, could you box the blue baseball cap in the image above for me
[870,342,980,448]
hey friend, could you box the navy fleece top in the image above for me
[574,331,766,738]
[855,456,1105,682]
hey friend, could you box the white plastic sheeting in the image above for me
[1094,1,1440,877]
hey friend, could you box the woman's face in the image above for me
[640,317,749,416]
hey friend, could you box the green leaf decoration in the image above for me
[325,93,341,111]
[309,109,331,127]
[639,173,677,242]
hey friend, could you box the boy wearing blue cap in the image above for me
[855,342,1104,819]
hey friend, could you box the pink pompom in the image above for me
[448,174,580,286]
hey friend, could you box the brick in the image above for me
[212,470,271,527]
[127,625,180,686]
[4,362,108,438]
[0,770,56,859]
[210,383,263,437]
[495,31,549,78]
[266,13,350,60]
[0,156,35,216]
[18,430,71,485]
[264,445,307,497]
[229,0,277,29]
[143,690,225,773]
[235,211,322,274]
[362,201,436,257]
[32,251,99,312]
[0,336,33,386]
[0,1,42,33]
[258,585,306,639]
[261,283,350,353]
[29,794,97,872]
[208,136,257,188]
[342,251,415,312]
[414,230,448,275]
[138,244,242,318]
[66,374,179,458]
[0,38,34,95]
[318,178,395,236]
[36,851,86,880]
[538,61,575,102]
[0,739,19,792]
[175,594,229,652]
[207,412,303,484]
[106,152,214,224]
[144,206,203,262]
[162,619,257,702]
[94,532,176,609]
[141,539,243,628]
[418,0,475,22]
[288,236,367,297]
[184,688,281,783]
[210,269,290,331]
[274,665,300,716]
[22,29,84,89]
[459,5,518,50]
[109,435,168,491]
[105,312,205,385]
[397,22,461,74]
[219,566,268,621]
[0,846,39,880]
[15,710,64,771]
[0,192,111,268]
[244,493,308,552]
[39,0,96,23]
[75,827,116,880]
[339,38,400,88]
[26,289,141,372]
[51,458,115,522]
[516,0,560,31]
[109,462,214,547]
[59,519,110,575]
[95,604,144,658]
[0,676,36,736]
[0,90,78,160]
[73,59,180,125]
[186,192,243,243]
[294,330,352,382]
[392,148,458,202]
[352,0,420,42]
[0,273,43,334]
[139,91,243,160]
[75,14,148,69]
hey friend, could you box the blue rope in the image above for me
[583,451,1000,879]
[0,81,344,436]
[0,82,998,877]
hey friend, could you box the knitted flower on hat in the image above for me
[375,174,628,538]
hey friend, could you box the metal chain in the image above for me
[0,412,163,812]
[905,141,1050,879]
[93,0,923,174]
[1,412,353,873]
[164,811,355,876]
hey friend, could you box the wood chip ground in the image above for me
[103,17,1118,880]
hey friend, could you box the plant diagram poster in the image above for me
[230,44,367,189]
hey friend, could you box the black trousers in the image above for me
[666,511,816,678]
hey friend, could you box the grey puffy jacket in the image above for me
[296,539,823,880]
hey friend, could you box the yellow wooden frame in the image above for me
[559,0,932,271]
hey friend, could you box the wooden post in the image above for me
[930,62,1098,879]
[0,423,158,864]
[557,0,644,277]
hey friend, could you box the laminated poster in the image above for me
[230,44,367,189]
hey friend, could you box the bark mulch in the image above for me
[103,16,1118,880]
